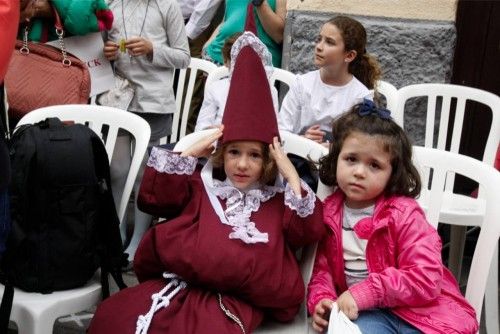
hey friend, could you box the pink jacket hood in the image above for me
[307,190,478,334]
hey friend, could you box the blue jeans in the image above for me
[353,309,422,334]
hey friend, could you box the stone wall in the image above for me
[282,12,457,144]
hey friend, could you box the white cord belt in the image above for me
[135,272,187,334]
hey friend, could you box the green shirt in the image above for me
[205,0,282,67]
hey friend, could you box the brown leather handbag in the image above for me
[4,9,90,121]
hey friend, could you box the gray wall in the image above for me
[282,11,457,144]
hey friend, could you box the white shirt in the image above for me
[195,76,280,132]
[342,204,373,287]
[177,0,223,40]
[278,70,371,134]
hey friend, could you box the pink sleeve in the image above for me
[349,207,444,310]
[307,236,338,315]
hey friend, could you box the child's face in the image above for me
[223,141,264,191]
[314,23,353,72]
[336,132,392,209]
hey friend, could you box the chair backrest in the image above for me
[270,67,296,89]
[396,83,500,194]
[205,66,296,110]
[205,66,229,90]
[373,80,400,124]
[396,83,500,164]
[412,146,500,323]
[205,66,296,89]
[16,104,151,226]
[170,57,218,144]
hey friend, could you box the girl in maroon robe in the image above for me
[88,33,325,334]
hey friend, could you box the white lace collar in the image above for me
[201,162,283,244]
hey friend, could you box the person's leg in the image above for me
[186,5,224,133]
[353,309,421,334]
[124,112,171,262]
[110,134,133,242]
[123,143,156,262]
[352,309,398,334]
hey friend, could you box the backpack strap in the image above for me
[0,280,13,332]
[90,134,128,296]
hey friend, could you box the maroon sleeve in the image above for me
[282,183,326,250]
[137,148,198,217]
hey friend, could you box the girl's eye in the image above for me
[314,35,322,44]
[228,149,239,156]
[345,156,356,163]
[370,162,381,170]
[250,152,262,159]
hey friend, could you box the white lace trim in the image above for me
[146,147,197,175]
[135,272,187,334]
[284,180,316,218]
[229,31,274,81]
[210,179,283,244]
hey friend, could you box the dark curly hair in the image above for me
[319,103,421,198]
[324,16,381,89]
[211,141,278,185]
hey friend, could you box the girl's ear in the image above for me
[344,50,357,64]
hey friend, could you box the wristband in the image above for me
[252,0,265,7]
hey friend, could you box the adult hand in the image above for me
[304,125,326,143]
[180,126,224,158]
[312,298,333,333]
[336,290,359,320]
[103,41,119,61]
[20,0,51,22]
[125,37,153,57]
[269,136,301,196]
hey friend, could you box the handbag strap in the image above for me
[20,3,72,67]
[50,4,64,32]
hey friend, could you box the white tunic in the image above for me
[278,70,371,134]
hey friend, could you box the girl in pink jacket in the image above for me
[307,100,478,333]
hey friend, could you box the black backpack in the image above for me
[0,118,127,328]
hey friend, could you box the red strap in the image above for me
[244,2,257,34]
[49,3,64,31]
[39,2,64,43]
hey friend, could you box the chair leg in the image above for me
[485,246,499,334]
[448,225,467,282]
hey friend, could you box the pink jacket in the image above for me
[307,191,478,334]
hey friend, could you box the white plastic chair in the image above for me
[167,57,218,144]
[206,66,296,91]
[270,67,296,90]
[0,104,151,334]
[412,146,500,331]
[174,130,331,333]
[372,80,399,123]
[205,65,229,89]
[205,66,296,110]
[396,84,500,334]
